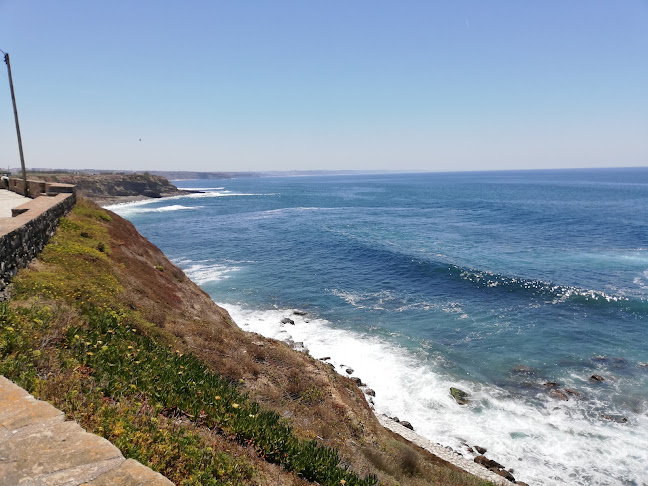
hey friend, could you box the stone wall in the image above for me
[2,177,75,198]
[0,192,76,298]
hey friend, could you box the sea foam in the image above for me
[220,301,648,486]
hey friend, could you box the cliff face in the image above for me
[33,173,190,204]
[0,200,490,486]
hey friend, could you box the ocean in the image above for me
[107,168,648,485]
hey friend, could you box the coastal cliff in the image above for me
[29,173,191,205]
[0,199,494,486]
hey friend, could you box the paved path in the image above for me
[0,190,30,219]
[0,376,174,486]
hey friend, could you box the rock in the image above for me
[142,189,162,198]
[345,367,354,375]
[512,365,534,374]
[474,455,489,466]
[350,377,365,386]
[450,387,469,405]
[592,355,608,362]
[564,388,583,398]
[319,356,331,361]
[601,414,628,423]
[467,446,474,453]
[364,388,376,397]
[475,445,487,454]
[292,310,307,316]
[391,416,400,423]
[400,421,414,430]
[590,374,605,382]
[543,381,559,388]
[549,389,569,401]
[493,468,515,481]
[281,317,295,325]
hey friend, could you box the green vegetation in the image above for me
[0,201,376,486]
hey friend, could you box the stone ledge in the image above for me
[0,376,174,486]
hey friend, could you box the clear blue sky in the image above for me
[1,1,647,172]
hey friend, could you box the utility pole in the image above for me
[2,51,28,197]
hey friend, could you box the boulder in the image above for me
[319,356,331,361]
[549,389,569,401]
[601,414,628,423]
[450,387,469,405]
[281,317,295,325]
[400,421,414,430]
[350,377,365,386]
[512,365,534,374]
[364,388,376,397]
[345,368,354,375]
[292,310,307,316]
[543,381,559,388]
[474,445,487,454]
[564,388,583,398]
[590,374,605,382]
[493,468,515,482]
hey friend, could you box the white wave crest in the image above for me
[174,259,241,285]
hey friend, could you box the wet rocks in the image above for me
[400,421,414,430]
[601,414,628,423]
[281,317,295,325]
[292,310,307,316]
[474,455,515,482]
[543,381,559,388]
[590,374,605,382]
[345,367,354,375]
[364,388,376,397]
[450,387,469,405]
[549,389,569,401]
[474,445,487,455]
[350,377,365,386]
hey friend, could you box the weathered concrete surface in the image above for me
[0,190,29,219]
[0,376,174,486]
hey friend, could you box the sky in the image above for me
[0,1,647,173]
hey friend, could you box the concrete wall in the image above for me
[0,192,76,298]
[2,177,75,198]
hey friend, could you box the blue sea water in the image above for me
[108,168,648,485]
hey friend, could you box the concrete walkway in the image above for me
[0,376,174,486]
[0,190,30,219]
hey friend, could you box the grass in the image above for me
[0,200,376,486]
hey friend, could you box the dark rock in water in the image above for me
[512,365,534,374]
[350,377,365,386]
[543,381,560,388]
[391,416,400,423]
[400,421,414,430]
[345,367,354,375]
[319,356,331,361]
[564,388,583,398]
[364,388,376,397]
[281,317,295,325]
[292,310,307,316]
[590,374,605,382]
[592,355,608,362]
[549,389,569,401]
[612,357,627,367]
[450,387,469,405]
[602,414,628,423]
[467,446,474,453]
[142,189,162,198]
[475,445,487,454]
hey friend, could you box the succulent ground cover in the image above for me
[1,199,491,486]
